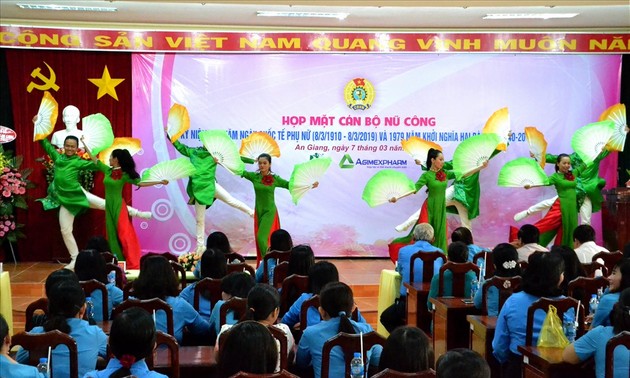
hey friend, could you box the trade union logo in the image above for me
[344,78,375,111]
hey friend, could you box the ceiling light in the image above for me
[484,13,578,20]
[256,11,348,20]
[17,3,117,12]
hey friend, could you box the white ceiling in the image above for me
[0,1,629,31]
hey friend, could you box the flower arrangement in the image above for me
[0,145,34,242]
[36,147,95,191]
[178,252,202,272]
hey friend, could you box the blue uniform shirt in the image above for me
[178,283,213,322]
[591,292,619,328]
[90,283,123,322]
[427,270,477,310]
[396,240,443,297]
[281,292,367,329]
[0,354,45,378]
[157,296,211,344]
[83,358,168,378]
[208,299,238,335]
[574,326,629,378]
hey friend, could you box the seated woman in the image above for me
[255,229,293,283]
[378,326,433,374]
[216,284,295,372]
[492,251,566,377]
[296,282,381,378]
[84,307,167,378]
[563,287,630,378]
[133,255,211,344]
[0,314,46,378]
[179,248,227,321]
[218,321,278,377]
[592,259,630,327]
[193,231,234,279]
[75,249,124,321]
[287,244,316,277]
[208,272,255,338]
[427,241,478,310]
[473,243,521,316]
[16,280,108,377]
[451,227,490,263]
[551,245,586,296]
[436,349,490,378]
[29,268,79,330]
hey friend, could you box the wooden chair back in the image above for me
[105,262,125,289]
[280,274,309,316]
[220,297,248,327]
[409,251,446,284]
[267,325,289,370]
[229,370,299,377]
[100,251,117,264]
[581,261,609,278]
[605,331,630,378]
[299,295,359,331]
[480,276,521,315]
[567,276,609,309]
[525,297,585,346]
[112,298,174,336]
[263,250,292,284]
[225,252,246,263]
[519,261,529,271]
[11,330,79,378]
[169,260,187,289]
[122,281,134,300]
[194,277,223,312]
[146,331,180,378]
[25,297,48,332]
[592,251,623,275]
[473,251,494,279]
[371,369,437,378]
[321,331,386,378]
[272,261,290,289]
[227,262,256,276]
[438,262,480,297]
[79,279,109,321]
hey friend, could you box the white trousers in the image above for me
[519,196,592,225]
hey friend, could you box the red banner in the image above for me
[1,26,628,53]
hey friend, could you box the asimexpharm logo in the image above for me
[339,154,407,169]
[344,78,375,111]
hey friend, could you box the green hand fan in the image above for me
[497,157,549,187]
[571,120,615,165]
[81,113,114,155]
[199,130,244,176]
[289,157,332,205]
[452,133,501,180]
[140,157,196,184]
[362,169,415,208]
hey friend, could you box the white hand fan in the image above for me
[571,121,615,165]
[167,103,190,142]
[497,158,549,187]
[400,137,442,165]
[482,107,510,151]
[598,103,627,152]
[452,133,501,180]
[362,170,415,208]
[524,127,548,169]
[98,137,142,164]
[33,91,58,141]
[289,157,332,204]
[81,113,114,155]
[239,132,281,161]
[140,157,196,184]
[199,130,244,176]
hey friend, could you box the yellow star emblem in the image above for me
[88,66,125,101]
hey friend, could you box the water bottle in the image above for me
[36,357,49,377]
[589,294,599,315]
[596,288,604,301]
[470,279,479,299]
[85,296,96,325]
[107,270,116,285]
[350,352,364,378]
[563,312,577,343]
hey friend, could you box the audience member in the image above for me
[563,287,630,378]
[551,245,586,296]
[85,236,111,253]
[436,348,490,378]
[623,242,630,260]
[29,268,79,330]
[16,280,107,377]
[75,249,123,321]
[218,321,278,378]
[474,243,521,316]
[180,248,227,321]
[426,241,477,310]
[451,226,489,262]
[84,307,167,378]
[208,272,255,338]
[592,259,630,327]
[378,326,433,374]
[573,225,609,263]
[0,314,45,378]
[255,229,294,283]
[296,282,381,378]
[133,255,211,343]
[194,231,233,278]
[492,251,566,377]
[381,223,443,332]
[514,224,548,262]
[287,244,316,277]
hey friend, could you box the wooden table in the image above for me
[404,281,432,335]
[155,345,217,378]
[467,315,500,378]
[518,346,595,378]
[430,297,481,360]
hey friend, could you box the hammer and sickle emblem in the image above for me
[27,62,59,93]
